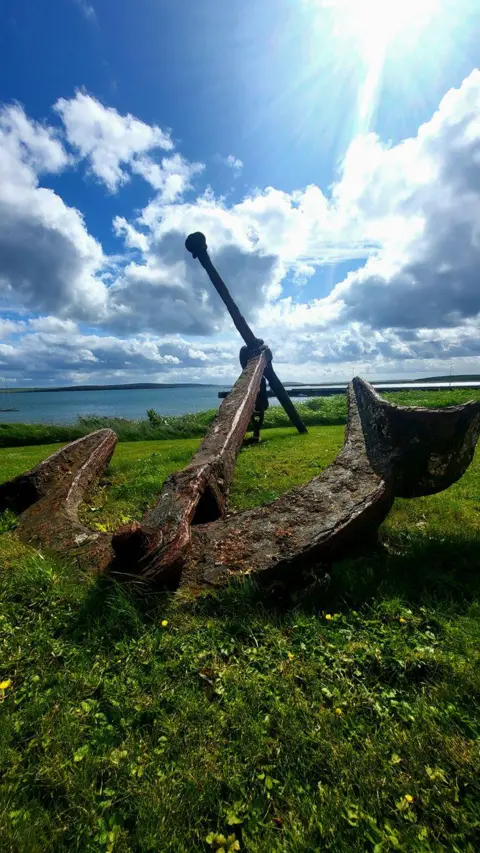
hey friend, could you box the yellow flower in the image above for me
[325,613,333,621]
[161,620,168,628]
[399,617,406,624]
[287,652,294,661]
[335,707,343,716]
[405,794,414,803]
[0,679,12,690]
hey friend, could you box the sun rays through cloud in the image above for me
[315,0,438,136]
[1,0,480,386]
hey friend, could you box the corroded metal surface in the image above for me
[111,351,269,584]
[185,231,307,435]
[2,379,479,592]
[183,381,393,589]
[4,429,117,571]
[352,378,480,497]
[182,380,480,589]
[239,344,270,441]
[0,431,116,515]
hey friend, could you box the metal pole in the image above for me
[185,232,307,434]
[185,232,257,347]
[263,364,308,434]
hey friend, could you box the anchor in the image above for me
[185,231,307,440]
[1,235,479,591]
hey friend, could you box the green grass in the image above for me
[1,426,480,852]
[2,387,480,447]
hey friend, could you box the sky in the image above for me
[1,0,480,387]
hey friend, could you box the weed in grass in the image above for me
[0,509,17,533]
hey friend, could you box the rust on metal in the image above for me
[351,378,480,497]
[1,429,117,571]
[111,350,269,583]
[183,380,480,589]
[185,231,308,435]
[2,378,479,593]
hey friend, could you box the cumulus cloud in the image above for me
[98,68,480,359]
[0,104,68,175]
[55,92,174,191]
[0,104,107,319]
[0,326,238,386]
[0,318,25,340]
[28,316,79,335]
[106,228,282,336]
[2,71,480,386]
[325,70,480,330]
[3,315,480,389]
[224,154,243,173]
[133,153,205,202]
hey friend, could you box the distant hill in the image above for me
[416,375,480,383]
[3,375,480,395]
[1,382,222,394]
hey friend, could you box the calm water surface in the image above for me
[0,386,231,424]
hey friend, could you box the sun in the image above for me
[313,0,437,133]
[323,0,436,59]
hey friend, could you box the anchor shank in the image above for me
[185,231,307,434]
[196,247,258,348]
[112,351,270,582]
[264,364,308,434]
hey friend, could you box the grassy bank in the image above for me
[2,387,480,448]
[1,426,480,851]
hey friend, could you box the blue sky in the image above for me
[1,0,480,386]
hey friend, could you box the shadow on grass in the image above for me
[64,573,170,645]
[64,527,480,650]
[323,529,480,609]
[183,530,480,620]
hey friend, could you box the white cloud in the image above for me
[132,152,204,202]
[224,154,243,173]
[28,316,79,334]
[0,327,236,386]
[0,104,107,320]
[3,72,480,386]
[3,316,480,389]
[0,318,25,340]
[55,91,174,191]
[105,233,283,337]
[113,217,149,253]
[104,68,480,359]
[324,70,480,330]
[0,104,68,176]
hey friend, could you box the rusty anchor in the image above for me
[1,236,479,591]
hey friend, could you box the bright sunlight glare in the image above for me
[317,0,438,136]
[324,0,436,59]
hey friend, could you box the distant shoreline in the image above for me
[0,382,223,395]
[1,375,479,395]
[1,381,308,395]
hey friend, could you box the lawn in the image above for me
[1,425,480,852]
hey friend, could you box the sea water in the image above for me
[0,386,230,424]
